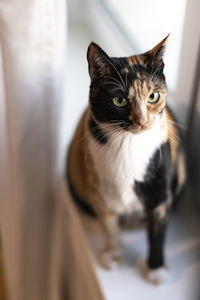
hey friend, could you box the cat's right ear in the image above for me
[87,42,111,80]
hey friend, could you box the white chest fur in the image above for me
[89,120,162,214]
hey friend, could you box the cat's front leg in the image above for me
[145,204,169,284]
[98,213,123,270]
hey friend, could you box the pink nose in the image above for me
[135,118,147,127]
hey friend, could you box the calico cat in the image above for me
[67,35,186,284]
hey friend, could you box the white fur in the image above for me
[145,267,168,285]
[89,119,162,214]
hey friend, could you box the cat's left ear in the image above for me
[87,42,111,80]
[144,34,170,69]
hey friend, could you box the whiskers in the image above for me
[103,75,126,93]
[103,55,127,92]
[150,64,162,82]
[77,120,130,178]
[161,118,187,130]
[161,118,183,145]
[89,126,122,176]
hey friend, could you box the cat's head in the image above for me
[87,35,169,134]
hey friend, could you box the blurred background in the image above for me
[0,0,199,299]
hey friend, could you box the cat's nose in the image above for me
[135,118,147,127]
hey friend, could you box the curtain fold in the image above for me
[0,1,104,299]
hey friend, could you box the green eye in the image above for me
[148,92,160,103]
[113,97,128,107]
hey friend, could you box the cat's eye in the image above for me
[148,92,160,103]
[113,97,128,107]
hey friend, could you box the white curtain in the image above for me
[0,1,104,299]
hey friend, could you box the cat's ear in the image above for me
[144,34,170,69]
[87,42,111,80]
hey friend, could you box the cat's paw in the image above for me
[98,248,123,270]
[144,265,169,285]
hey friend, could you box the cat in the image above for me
[67,35,186,284]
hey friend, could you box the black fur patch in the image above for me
[119,119,133,130]
[111,56,131,69]
[147,218,166,269]
[89,82,132,125]
[88,117,108,144]
[134,141,171,211]
[134,141,171,269]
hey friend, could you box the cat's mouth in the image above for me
[128,122,153,134]
[118,118,154,134]
[115,120,154,134]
